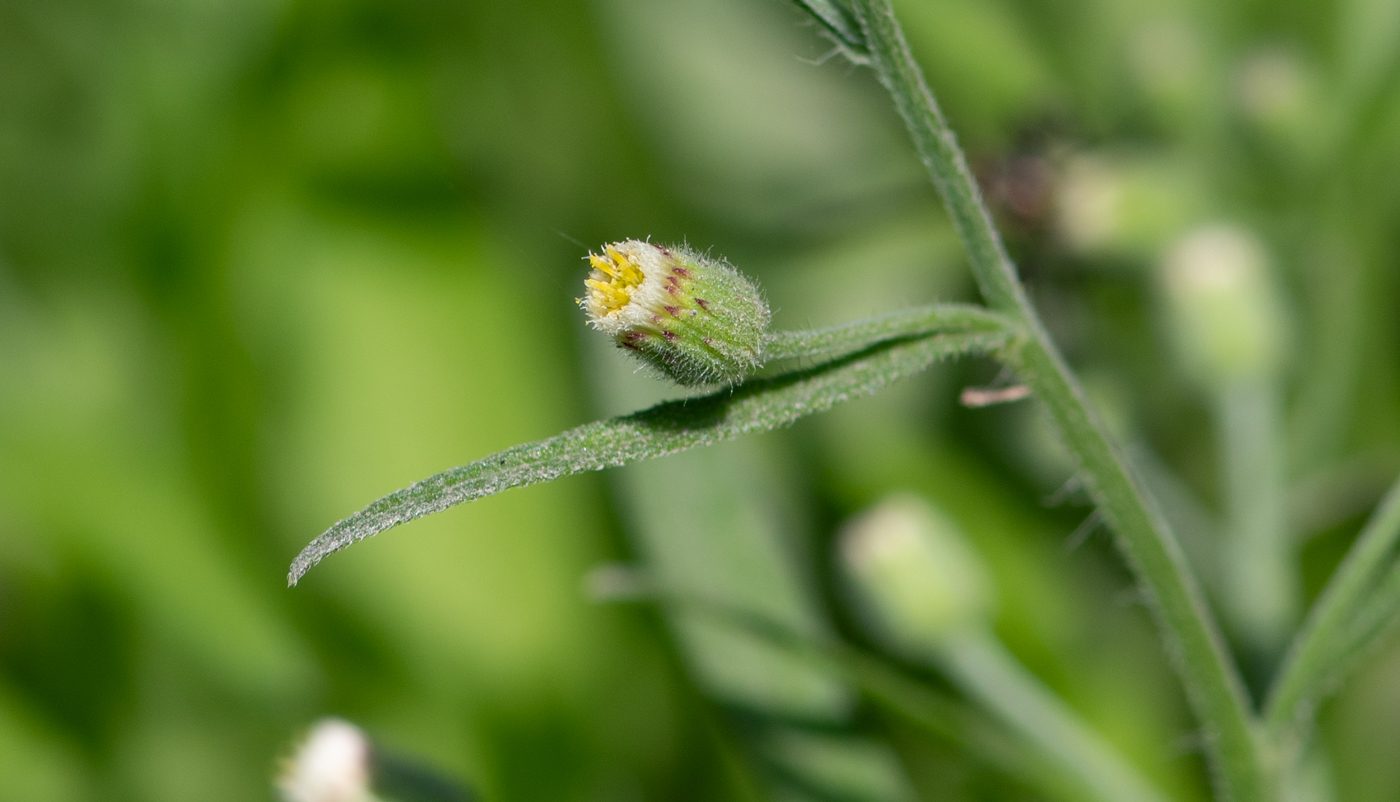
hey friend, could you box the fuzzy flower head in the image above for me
[582,240,770,385]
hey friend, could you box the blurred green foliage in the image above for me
[2,0,1400,800]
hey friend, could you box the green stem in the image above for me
[1266,475,1400,734]
[845,0,1267,798]
[938,631,1170,802]
[1218,380,1295,663]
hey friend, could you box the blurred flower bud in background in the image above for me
[840,494,993,652]
[581,240,770,385]
[1235,48,1309,128]
[1160,224,1287,387]
[1129,19,1204,109]
[1055,155,1121,253]
[277,718,474,802]
[1055,153,1206,260]
[1234,46,1326,167]
[841,503,1168,802]
[278,719,379,802]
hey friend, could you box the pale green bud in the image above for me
[840,494,993,651]
[1161,224,1286,385]
[1129,20,1202,102]
[1056,153,1205,258]
[1235,48,1309,131]
[581,240,770,385]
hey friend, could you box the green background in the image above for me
[2,0,1399,799]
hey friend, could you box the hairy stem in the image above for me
[844,0,1267,797]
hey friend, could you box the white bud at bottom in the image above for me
[277,719,378,802]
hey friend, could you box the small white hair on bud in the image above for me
[277,718,377,802]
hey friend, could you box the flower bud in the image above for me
[1235,48,1308,130]
[1161,224,1286,385]
[581,240,770,385]
[840,494,993,652]
[1056,153,1204,257]
[277,719,379,802]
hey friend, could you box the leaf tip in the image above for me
[287,542,326,587]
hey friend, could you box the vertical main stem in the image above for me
[846,1,1269,799]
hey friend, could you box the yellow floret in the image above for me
[586,247,647,315]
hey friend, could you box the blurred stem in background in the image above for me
[608,443,917,802]
[1268,478,1400,736]
[939,635,1167,802]
[1161,225,1295,667]
[842,494,1168,802]
[1219,380,1291,665]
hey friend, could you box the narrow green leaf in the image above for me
[1335,555,1400,667]
[761,303,1008,363]
[290,329,1012,585]
[1267,473,1400,732]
